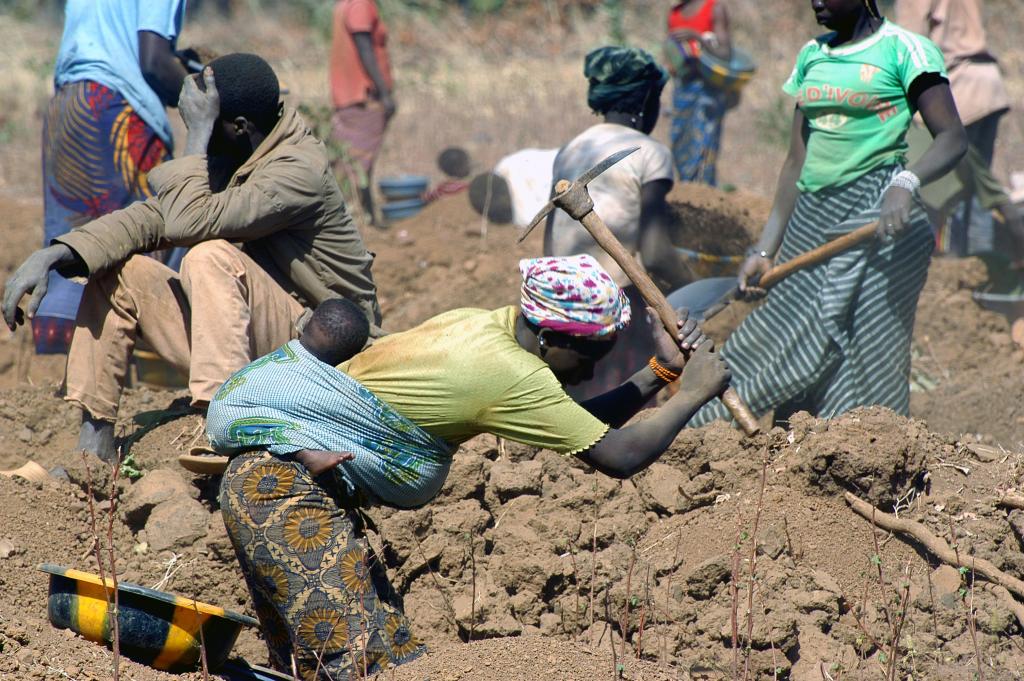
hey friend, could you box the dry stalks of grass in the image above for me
[81,451,122,681]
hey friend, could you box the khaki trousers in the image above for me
[65,240,304,422]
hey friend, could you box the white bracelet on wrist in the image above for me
[888,170,921,194]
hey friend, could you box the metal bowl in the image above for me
[40,564,257,672]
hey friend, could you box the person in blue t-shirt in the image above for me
[33,0,191,354]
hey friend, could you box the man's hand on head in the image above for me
[179,67,220,155]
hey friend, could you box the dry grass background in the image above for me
[0,1,1021,206]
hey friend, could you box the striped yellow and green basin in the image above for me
[39,564,258,672]
[676,246,745,278]
[697,46,757,93]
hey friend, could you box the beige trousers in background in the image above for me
[65,240,304,422]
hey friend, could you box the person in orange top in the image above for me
[330,0,395,228]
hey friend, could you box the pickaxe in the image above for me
[519,146,761,436]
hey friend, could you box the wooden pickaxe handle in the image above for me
[577,210,761,436]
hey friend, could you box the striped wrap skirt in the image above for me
[690,165,933,426]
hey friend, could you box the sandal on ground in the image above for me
[177,444,229,475]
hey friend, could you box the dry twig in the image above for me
[844,492,1024,599]
[661,531,682,667]
[729,519,742,680]
[82,451,121,681]
[190,598,210,680]
[966,559,984,681]
[569,546,581,638]
[636,565,650,660]
[742,453,769,680]
[605,590,619,679]
[590,514,598,647]
[619,543,636,663]
[468,533,477,642]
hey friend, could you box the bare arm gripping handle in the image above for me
[576,210,761,436]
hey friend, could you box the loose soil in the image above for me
[1,159,1023,681]
[667,183,766,256]
[2,400,1024,680]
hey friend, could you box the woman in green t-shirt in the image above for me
[689,0,967,426]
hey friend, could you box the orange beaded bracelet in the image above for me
[648,356,681,383]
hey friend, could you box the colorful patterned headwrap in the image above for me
[585,46,669,115]
[519,255,632,337]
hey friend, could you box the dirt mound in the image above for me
[2,172,1023,680]
[371,407,1021,679]
[390,637,671,681]
[1,388,1023,679]
[666,182,769,257]
[363,195,535,333]
[781,409,940,508]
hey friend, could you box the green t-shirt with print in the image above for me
[783,20,947,193]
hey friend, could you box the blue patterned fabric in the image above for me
[670,77,727,186]
[206,340,456,509]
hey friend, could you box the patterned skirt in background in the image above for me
[670,77,727,186]
[689,165,934,426]
[331,101,389,180]
[34,80,169,354]
[220,451,425,680]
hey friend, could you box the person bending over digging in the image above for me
[205,255,731,679]
[1,53,382,466]
[688,0,967,427]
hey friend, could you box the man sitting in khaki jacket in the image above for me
[2,53,382,465]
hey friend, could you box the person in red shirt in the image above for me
[330,0,394,228]
[663,0,732,186]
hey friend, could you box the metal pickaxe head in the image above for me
[517,146,640,243]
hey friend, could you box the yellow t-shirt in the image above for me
[339,306,609,454]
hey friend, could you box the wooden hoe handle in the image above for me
[759,222,879,289]
[578,211,761,436]
[703,221,882,324]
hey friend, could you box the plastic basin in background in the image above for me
[40,564,257,672]
[378,175,429,201]
[381,198,426,222]
[676,246,745,279]
[698,46,757,93]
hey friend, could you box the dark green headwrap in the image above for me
[585,46,669,115]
